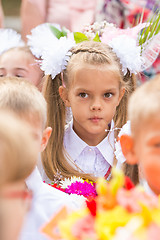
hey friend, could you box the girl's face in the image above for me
[60,65,124,146]
[0,50,43,91]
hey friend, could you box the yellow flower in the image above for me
[95,206,133,240]
[59,209,89,240]
[110,168,124,196]
[96,177,108,195]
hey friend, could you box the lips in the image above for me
[89,117,102,123]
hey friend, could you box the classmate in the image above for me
[0,111,38,240]
[0,77,83,240]
[0,46,44,91]
[120,74,160,195]
[42,40,136,183]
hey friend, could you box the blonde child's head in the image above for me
[0,77,51,154]
[0,46,44,91]
[0,110,38,186]
[0,110,38,240]
[43,40,136,181]
[120,74,160,194]
[128,74,160,136]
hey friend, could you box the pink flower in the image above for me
[72,214,96,240]
[117,188,158,213]
[147,223,160,240]
[101,23,148,43]
[65,181,97,199]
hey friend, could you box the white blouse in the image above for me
[64,120,119,178]
[20,167,83,240]
[39,120,128,183]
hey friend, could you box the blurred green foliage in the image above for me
[2,0,21,16]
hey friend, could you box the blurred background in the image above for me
[2,0,21,31]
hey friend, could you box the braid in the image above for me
[72,47,110,59]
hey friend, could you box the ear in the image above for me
[59,86,71,107]
[117,87,125,106]
[40,127,52,152]
[120,134,138,165]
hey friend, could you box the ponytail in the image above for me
[42,74,96,181]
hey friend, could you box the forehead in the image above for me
[135,113,160,138]
[0,49,35,64]
[71,64,121,87]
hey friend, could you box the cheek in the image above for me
[142,156,160,181]
[27,68,42,85]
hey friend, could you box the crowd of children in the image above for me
[0,1,160,240]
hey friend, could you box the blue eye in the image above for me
[104,93,113,98]
[79,93,88,98]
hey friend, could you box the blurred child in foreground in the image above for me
[121,74,160,195]
[0,111,38,240]
[0,77,82,240]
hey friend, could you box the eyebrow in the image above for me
[0,67,28,72]
[14,68,28,72]
[75,87,117,92]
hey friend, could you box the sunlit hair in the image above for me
[42,41,136,181]
[0,77,47,129]
[128,74,160,136]
[0,111,38,186]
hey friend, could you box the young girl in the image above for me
[41,40,136,183]
[0,46,44,91]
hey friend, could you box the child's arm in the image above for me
[69,0,97,31]
[20,0,46,41]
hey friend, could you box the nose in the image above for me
[6,73,11,77]
[90,98,102,111]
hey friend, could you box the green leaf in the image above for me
[149,13,160,39]
[50,25,63,39]
[139,11,160,46]
[93,32,101,42]
[74,32,89,43]
[61,27,68,37]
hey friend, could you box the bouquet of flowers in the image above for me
[48,176,97,200]
[41,169,160,240]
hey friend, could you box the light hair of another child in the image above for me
[0,111,38,186]
[1,46,33,58]
[128,74,160,137]
[42,41,136,181]
[0,77,47,129]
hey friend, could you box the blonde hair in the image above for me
[128,74,160,135]
[0,111,38,186]
[42,41,136,181]
[0,77,47,128]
